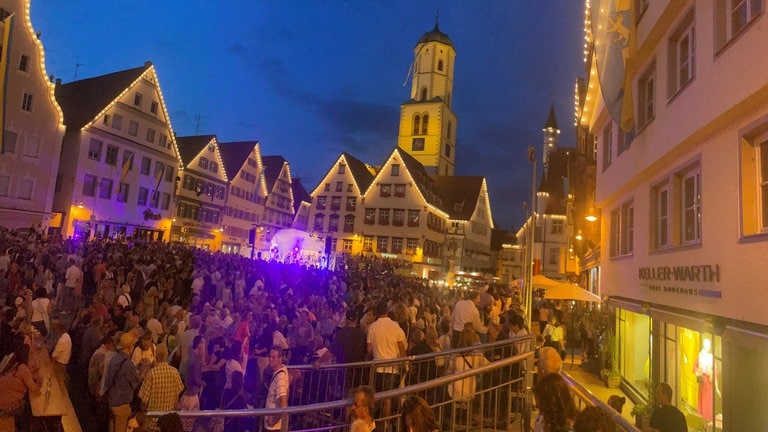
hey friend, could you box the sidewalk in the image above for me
[561,355,636,423]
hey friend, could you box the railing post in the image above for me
[524,354,535,432]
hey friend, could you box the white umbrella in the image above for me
[545,282,602,302]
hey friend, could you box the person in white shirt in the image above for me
[367,301,406,419]
[62,258,82,314]
[51,319,72,386]
[451,290,488,348]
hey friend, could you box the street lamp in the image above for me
[525,146,537,330]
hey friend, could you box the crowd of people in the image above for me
[0,226,677,432]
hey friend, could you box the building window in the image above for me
[150,190,160,208]
[445,144,452,158]
[343,239,353,252]
[437,59,443,71]
[324,183,330,192]
[364,208,375,224]
[413,115,421,135]
[83,174,97,196]
[210,162,218,173]
[159,134,168,149]
[338,164,346,174]
[313,214,324,231]
[330,196,341,211]
[420,87,427,101]
[116,183,129,202]
[609,199,634,257]
[134,93,142,107]
[0,175,8,196]
[328,214,339,232]
[391,237,403,254]
[715,0,763,50]
[651,182,670,249]
[165,167,174,182]
[161,192,170,210]
[668,9,695,98]
[346,197,356,211]
[617,129,632,156]
[407,209,420,226]
[394,184,406,197]
[88,139,103,160]
[99,178,113,199]
[21,93,32,111]
[363,236,374,252]
[391,164,400,176]
[154,161,166,182]
[316,196,326,210]
[199,157,209,169]
[18,54,28,72]
[23,137,39,158]
[105,145,118,166]
[680,164,702,244]
[128,120,138,136]
[140,157,151,175]
[150,101,158,114]
[103,114,110,126]
[412,137,425,151]
[335,181,343,192]
[549,247,560,265]
[112,114,123,130]
[146,128,155,143]
[376,236,389,253]
[421,115,429,134]
[16,178,32,200]
[137,187,149,206]
[393,209,405,226]
[602,123,612,171]
[122,150,134,172]
[551,219,564,234]
[2,130,15,153]
[638,62,656,129]
[343,215,355,232]
[380,184,391,197]
[378,208,390,225]
[447,121,452,140]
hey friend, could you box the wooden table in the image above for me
[29,374,66,432]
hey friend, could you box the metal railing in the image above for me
[149,335,536,432]
[147,335,642,432]
[561,371,642,432]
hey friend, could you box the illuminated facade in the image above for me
[53,62,179,241]
[0,0,65,230]
[260,156,295,242]
[583,1,768,428]
[218,140,267,255]
[397,20,457,176]
[173,135,228,250]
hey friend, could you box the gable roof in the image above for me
[262,155,288,191]
[392,147,443,210]
[219,141,258,179]
[291,178,312,212]
[175,135,217,167]
[341,152,376,193]
[55,64,148,131]
[432,175,484,220]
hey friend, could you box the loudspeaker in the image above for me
[248,228,256,244]
[325,237,332,254]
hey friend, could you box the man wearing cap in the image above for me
[102,332,140,432]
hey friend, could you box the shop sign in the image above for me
[143,209,162,221]
[638,264,722,298]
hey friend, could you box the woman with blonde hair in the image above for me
[401,395,440,432]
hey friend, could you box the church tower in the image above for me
[397,18,457,176]
[542,105,560,177]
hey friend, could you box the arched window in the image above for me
[420,87,428,101]
[422,115,429,135]
[413,115,421,135]
[447,121,452,139]
[438,59,444,71]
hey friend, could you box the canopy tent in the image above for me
[545,282,602,302]
[531,274,561,289]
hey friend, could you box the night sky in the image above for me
[31,1,585,231]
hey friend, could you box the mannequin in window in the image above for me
[694,338,713,421]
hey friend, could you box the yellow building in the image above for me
[397,20,457,176]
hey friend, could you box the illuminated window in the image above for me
[363,236,374,252]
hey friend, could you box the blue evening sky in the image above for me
[31,1,584,231]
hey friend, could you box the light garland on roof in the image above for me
[24,0,65,129]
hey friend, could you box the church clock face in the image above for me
[412,137,425,151]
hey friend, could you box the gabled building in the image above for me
[218,140,267,255]
[0,1,65,230]
[54,61,179,241]
[308,152,375,255]
[290,178,312,232]
[261,156,294,241]
[173,135,228,249]
[361,147,449,279]
[433,175,494,275]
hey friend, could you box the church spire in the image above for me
[542,104,560,177]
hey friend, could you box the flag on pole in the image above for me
[0,14,15,155]
[154,163,165,193]
[116,153,133,194]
